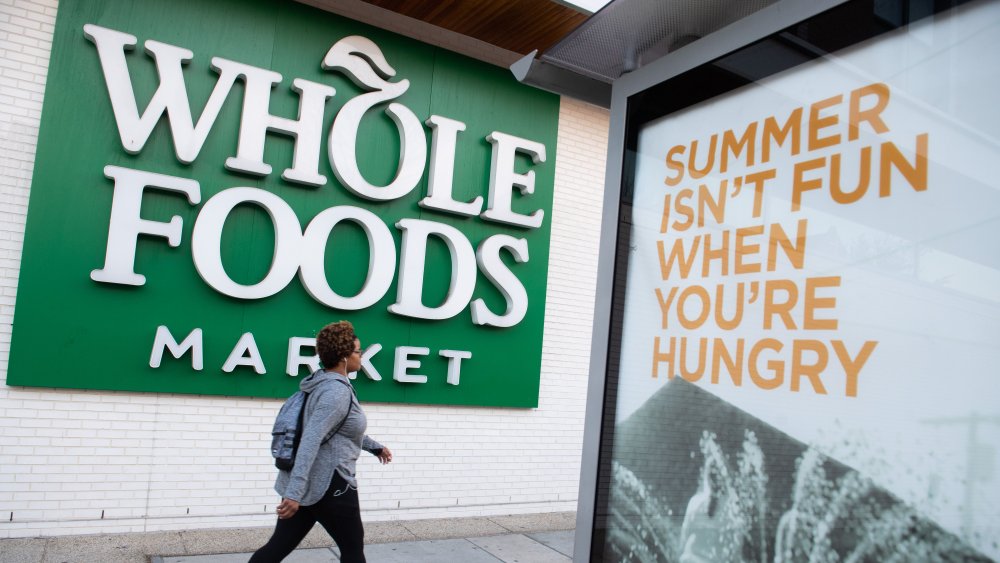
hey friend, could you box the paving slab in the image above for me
[363,538,501,563]
[160,547,336,562]
[177,527,285,554]
[469,533,571,563]
[489,512,576,533]
[0,537,47,563]
[363,520,419,544]
[0,511,576,562]
[41,531,188,563]
[527,530,575,558]
[401,516,508,540]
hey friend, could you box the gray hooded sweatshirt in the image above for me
[274,370,383,506]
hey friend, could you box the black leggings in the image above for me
[249,473,366,563]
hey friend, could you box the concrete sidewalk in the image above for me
[155,529,574,562]
[0,511,576,563]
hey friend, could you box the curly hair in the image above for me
[316,320,357,369]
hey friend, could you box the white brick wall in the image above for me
[0,0,609,537]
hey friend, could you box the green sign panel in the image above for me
[9,0,559,407]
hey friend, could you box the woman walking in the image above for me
[251,321,392,563]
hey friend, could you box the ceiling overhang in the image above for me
[294,0,781,108]
[294,0,587,69]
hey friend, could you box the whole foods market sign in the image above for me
[8,0,559,407]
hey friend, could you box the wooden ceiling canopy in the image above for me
[361,0,588,55]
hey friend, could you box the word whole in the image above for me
[650,82,930,398]
[84,24,545,330]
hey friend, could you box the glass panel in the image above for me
[597,0,1000,560]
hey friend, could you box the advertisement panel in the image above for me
[8,0,559,406]
[601,1,1000,560]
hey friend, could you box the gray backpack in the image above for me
[270,379,352,470]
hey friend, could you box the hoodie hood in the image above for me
[299,369,349,393]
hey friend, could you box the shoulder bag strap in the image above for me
[291,391,309,455]
[321,379,354,444]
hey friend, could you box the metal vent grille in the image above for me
[542,0,778,82]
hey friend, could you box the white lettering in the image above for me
[389,218,476,320]
[351,343,383,381]
[324,36,425,201]
[440,349,471,385]
[191,187,302,299]
[150,326,203,370]
[299,206,396,309]
[482,132,545,228]
[223,64,335,186]
[83,24,243,163]
[223,332,266,374]
[420,115,483,216]
[471,234,529,327]
[91,166,200,286]
[286,337,320,376]
[394,346,429,383]
[148,327,478,384]
[85,27,550,331]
